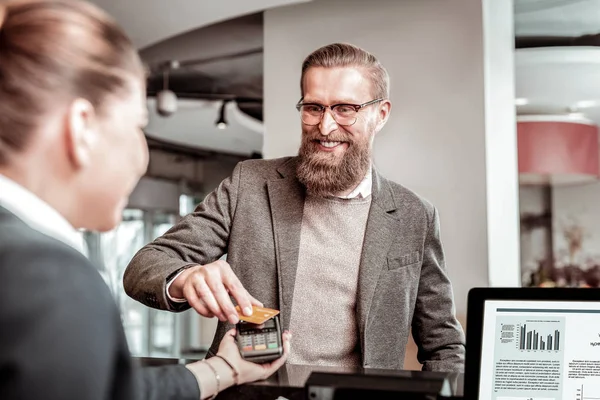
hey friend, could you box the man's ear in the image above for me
[375,99,392,133]
[66,98,97,170]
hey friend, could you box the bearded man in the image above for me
[124,43,465,372]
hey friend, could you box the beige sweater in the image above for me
[287,194,372,367]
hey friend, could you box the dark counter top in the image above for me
[136,358,464,399]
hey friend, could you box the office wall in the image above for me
[263,0,519,314]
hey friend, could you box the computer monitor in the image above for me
[465,287,600,400]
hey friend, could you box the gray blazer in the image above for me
[124,156,465,372]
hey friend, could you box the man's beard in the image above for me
[296,128,372,198]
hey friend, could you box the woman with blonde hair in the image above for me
[0,1,290,399]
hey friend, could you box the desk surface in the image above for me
[137,358,464,399]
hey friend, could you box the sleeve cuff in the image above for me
[166,269,188,303]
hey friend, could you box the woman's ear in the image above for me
[65,98,97,170]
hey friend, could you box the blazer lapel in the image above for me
[357,168,397,356]
[267,158,305,330]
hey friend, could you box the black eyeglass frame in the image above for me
[295,98,384,126]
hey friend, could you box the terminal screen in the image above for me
[479,300,600,400]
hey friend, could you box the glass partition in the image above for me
[84,200,207,358]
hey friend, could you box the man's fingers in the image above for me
[184,261,261,322]
[208,277,239,324]
[183,284,214,318]
[248,294,264,308]
[223,270,254,316]
[192,278,227,321]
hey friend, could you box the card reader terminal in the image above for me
[236,315,283,363]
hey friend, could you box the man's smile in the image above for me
[312,139,349,152]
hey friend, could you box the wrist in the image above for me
[213,354,239,385]
[168,265,197,299]
[207,357,236,391]
[185,357,236,400]
[185,361,214,400]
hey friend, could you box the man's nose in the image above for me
[318,109,338,136]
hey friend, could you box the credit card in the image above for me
[235,305,280,324]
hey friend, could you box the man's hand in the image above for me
[169,260,262,324]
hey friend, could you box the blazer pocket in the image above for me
[387,250,422,270]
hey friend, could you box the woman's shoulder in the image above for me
[0,213,114,314]
[0,212,89,268]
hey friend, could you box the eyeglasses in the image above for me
[295,98,384,126]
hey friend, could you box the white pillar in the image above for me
[482,0,521,287]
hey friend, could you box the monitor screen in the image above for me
[478,299,600,400]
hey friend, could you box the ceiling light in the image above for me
[156,68,177,117]
[567,112,586,120]
[216,100,228,130]
[515,98,529,106]
[157,90,177,117]
[574,100,599,109]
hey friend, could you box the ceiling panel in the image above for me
[145,98,263,156]
[515,0,600,37]
[516,47,600,126]
[89,0,311,49]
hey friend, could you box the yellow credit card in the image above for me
[235,305,280,324]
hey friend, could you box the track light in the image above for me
[216,100,228,129]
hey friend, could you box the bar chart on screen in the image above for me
[515,321,562,352]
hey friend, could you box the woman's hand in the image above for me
[216,328,291,384]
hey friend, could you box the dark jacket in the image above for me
[0,206,200,400]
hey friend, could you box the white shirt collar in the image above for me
[0,174,87,255]
[336,165,373,200]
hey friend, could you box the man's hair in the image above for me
[0,0,144,166]
[300,43,390,100]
